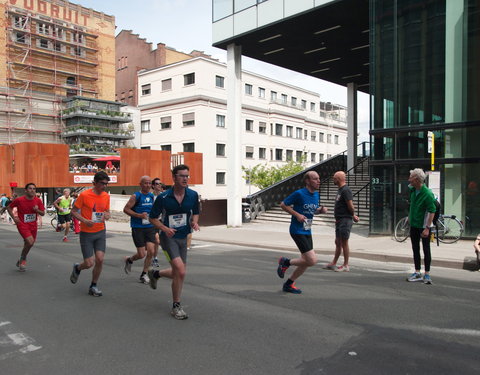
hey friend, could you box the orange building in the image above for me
[0,0,116,144]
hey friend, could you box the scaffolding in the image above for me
[1,4,100,144]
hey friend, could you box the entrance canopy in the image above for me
[92,156,121,162]
[213,0,369,92]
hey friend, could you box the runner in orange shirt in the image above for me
[7,183,45,272]
[69,171,111,296]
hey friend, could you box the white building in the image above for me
[137,57,347,200]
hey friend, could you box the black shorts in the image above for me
[290,233,313,254]
[335,217,353,239]
[58,214,71,224]
[131,227,156,248]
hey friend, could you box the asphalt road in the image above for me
[1,223,479,375]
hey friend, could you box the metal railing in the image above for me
[247,142,370,220]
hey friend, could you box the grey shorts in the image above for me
[80,230,106,259]
[160,232,188,263]
[335,217,353,239]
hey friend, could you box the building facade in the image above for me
[138,57,347,200]
[116,30,211,107]
[0,0,116,144]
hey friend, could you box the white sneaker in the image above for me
[139,274,150,284]
[335,265,350,272]
[171,305,188,320]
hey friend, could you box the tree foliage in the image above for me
[242,159,306,190]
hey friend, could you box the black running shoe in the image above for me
[277,257,289,278]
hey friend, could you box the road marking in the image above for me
[357,267,408,274]
[190,244,212,249]
[392,324,480,337]
[0,317,42,361]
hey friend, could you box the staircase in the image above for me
[248,142,370,227]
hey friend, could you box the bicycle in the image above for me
[394,214,464,243]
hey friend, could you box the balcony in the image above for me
[62,126,134,140]
[61,107,132,122]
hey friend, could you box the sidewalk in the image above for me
[106,220,479,271]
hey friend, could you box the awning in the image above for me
[92,156,120,161]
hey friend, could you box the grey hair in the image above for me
[409,168,426,183]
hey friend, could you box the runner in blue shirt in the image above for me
[123,176,156,284]
[148,164,200,320]
[277,171,327,294]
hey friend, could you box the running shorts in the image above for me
[290,233,313,254]
[160,232,188,263]
[79,230,106,259]
[17,222,38,240]
[58,213,72,224]
[131,227,156,248]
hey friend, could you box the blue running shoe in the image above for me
[277,257,289,279]
[423,274,432,285]
[283,282,302,294]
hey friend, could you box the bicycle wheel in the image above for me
[437,216,464,243]
[394,217,410,242]
[51,217,58,230]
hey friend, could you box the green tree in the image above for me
[243,158,306,190]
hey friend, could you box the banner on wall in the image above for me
[73,175,117,184]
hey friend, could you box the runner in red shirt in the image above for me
[7,183,45,272]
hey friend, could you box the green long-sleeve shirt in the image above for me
[408,184,436,229]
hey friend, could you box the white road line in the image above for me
[190,244,212,249]
[0,321,11,327]
[0,318,42,362]
[398,325,480,337]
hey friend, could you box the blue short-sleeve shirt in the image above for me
[283,187,319,235]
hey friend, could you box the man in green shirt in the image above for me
[406,169,437,284]
[54,188,72,242]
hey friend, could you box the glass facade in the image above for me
[370,0,480,237]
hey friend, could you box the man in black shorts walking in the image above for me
[123,176,156,284]
[148,165,200,320]
[324,171,359,272]
[276,171,327,294]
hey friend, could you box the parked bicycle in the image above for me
[394,214,464,243]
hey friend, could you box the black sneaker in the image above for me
[70,263,80,284]
[283,282,302,294]
[277,257,289,279]
[88,286,102,297]
[147,268,157,290]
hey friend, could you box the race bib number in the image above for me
[303,218,313,231]
[91,212,104,223]
[142,218,150,225]
[24,213,36,223]
[169,213,187,229]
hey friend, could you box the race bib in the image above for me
[24,213,36,223]
[169,213,187,228]
[91,212,104,223]
[303,218,313,231]
[142,218,150,225]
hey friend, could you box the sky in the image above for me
[73,0,369,140]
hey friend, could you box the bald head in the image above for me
[139,176,152,193]
[333,171,346,187]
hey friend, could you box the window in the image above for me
[52,27,64,39]
[141,84,151,96]
[296,151,303,162]
[281,94,287,104]
[304,130,308,140]
[14,16,27,28]
[184,73,195,86]
[162,79,172,91]
[311,153,316,163]
[334,135,339,144]
[311,131,316,141]
[259,147,266,159]
[161,116,171,130]
[286,126,293,138]
[327,134,332,144]
[161,145,172,151]
[310,102,316,112]
[72,32,84,44]
[215,75,225,88]
[286,150,293,161]
[291,97,297,106]
[244,119,253,132]
[259,122,266,134]
[216,143,226,157]
[296,127,302,139]
[319,132,324,142]
[182,112,195,126]
[54,42,62,52]
[245,83,253,95]
[141,146,151,150]
[327,154,332,159]
[275,149,283,161]
[216,114,225,127]
[258,87,265,98]
[38,23,49,35]
[271,91,277,101]
[216,172,226,185]
[319,153,324,161]
[245,146,254,159]
[16,32,26,43]
[72,46,84,57]
[275,123,283,136]
[39,38,49,49]
[301,100,307,109]
[141,120,150,132]
[183,142,195,152]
